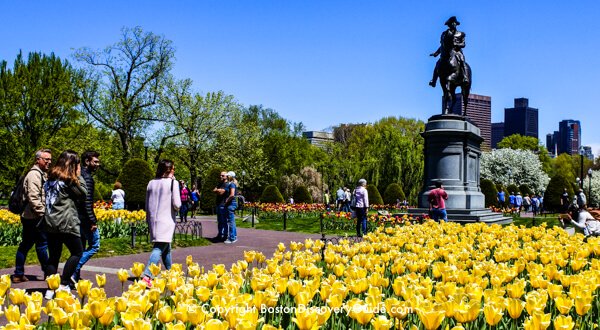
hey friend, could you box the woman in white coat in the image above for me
[142,159,181,286]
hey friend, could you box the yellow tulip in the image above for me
[99,307,115,326]
[5,305,20,323]
[186,304,209,325]
[0,281,10,298]
[166,322,186,330]
[117,269,129,283]
[133,318,152,330]
[120,311,142,330]
[149,263,162,277]
[68,310,79,329]
[90,300,107,318]
[96,274,106,288]
[157,306,174,323]
[77,308,93,327]
[371,315,394,330]
[203,318,229,330]
[131,262,145,278]
[76,279,92,298]
[51,307,69,327]
[263,325,282,330]
[46,274,60,290]
[483,303,503,326]
[186,255,194,266]
[195,286,211,302]
[25,301,41,324]
[115,297,128,312]
[293,307,319,330]
[574,295,592,316]
[527,311,551,330]
[8,288,26,305]
[554,295,573,315]
[553,315,575,330]
[416,307,445,330]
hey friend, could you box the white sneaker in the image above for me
[224,239,237,244]
[44,290,54,300]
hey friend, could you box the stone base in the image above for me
[406,208,513,225]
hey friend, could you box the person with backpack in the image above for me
[12,149,52,283]
[179,181,191,222]
[224,171,239,244]
[40,150,88,297]
[190,184,200,217]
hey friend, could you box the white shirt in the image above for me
[111,189,125,203]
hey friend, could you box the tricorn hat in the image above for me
[445,16,460,26]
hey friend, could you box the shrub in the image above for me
[117,159,154,210]
[519,184,532,196]
[545,174,575,212]
[94,181,113,201]
[261,185,285,203]
[481,179,498,207]
[366,185,383,205]
[383,183,406,205]
[293,185,313,203]
[507,184,519,196]
[200,167,225,214]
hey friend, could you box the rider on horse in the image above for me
[429,16,469,88]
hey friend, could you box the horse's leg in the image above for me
[461,84,470,116]
[448,84,457,114]
[440,79,449,114]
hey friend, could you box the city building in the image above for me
[449,93,491,148]
[557,120,581,155]
[582,146,594,160]
[504,98,538,139]
[491,122,505,149]
[302,131,334,148]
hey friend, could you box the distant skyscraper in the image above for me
[302,131,334,149]
[546,133,554,152]
[491,122,504,148]
[558,120,581,155]
[504,98,538,139]
[583,146,594,160]
[450,93,491,148]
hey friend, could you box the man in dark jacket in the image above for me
[73,151,101,283]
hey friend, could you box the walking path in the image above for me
[0,216,323,298]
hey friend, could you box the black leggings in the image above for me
[46,232,83,286]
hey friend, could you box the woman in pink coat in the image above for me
[142,159,181,286]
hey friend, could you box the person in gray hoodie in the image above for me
[40,150,87,294]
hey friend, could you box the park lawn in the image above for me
[236,214,356,236]
[510,213,563,227]
[0,236,210,269]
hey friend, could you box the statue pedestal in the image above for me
[409,114,511,224]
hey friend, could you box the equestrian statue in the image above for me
[429,16,472,116]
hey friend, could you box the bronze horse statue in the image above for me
[439,53,471,116]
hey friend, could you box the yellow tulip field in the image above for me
[1,221,599,329]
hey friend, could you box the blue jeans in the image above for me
[15,218,49,276]
[112,202,124,210]
[74,226,100,280]
[355,207,367,236]
[227,203,237,241]
[180,202,189,221]
[431,208,447,222]
[217,204,228,239]
[143,242,172,278]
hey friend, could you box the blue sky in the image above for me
[2,1,599,155]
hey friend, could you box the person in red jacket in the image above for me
[428,181,448,222]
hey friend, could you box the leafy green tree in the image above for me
[383,183,406,205]
[200,167,225,214]
[507,184,519,195]
[75,26,175,164]
[260,185,284,203]
[545,174,574,212]
[117,158,154,210]
[158,78,248,187]
[0,51,80,192]
[366,185,383,205]
[480,179,498,207]
[519,184,532,196]
[293,186,312,204]
[553,153,576,185]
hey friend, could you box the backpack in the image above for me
[8,169,41,214]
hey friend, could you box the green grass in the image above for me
[508,213,563,228]
[236,214,356,236]
[0,236,210,269]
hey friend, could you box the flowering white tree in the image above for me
[583,169,600,207]
[480,149,550,193]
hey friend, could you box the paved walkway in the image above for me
[0,216,323,298]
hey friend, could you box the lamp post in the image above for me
[241,170,246,197]
[144,141,149,162]
[588,168,593,207]
[579,146,584,189]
